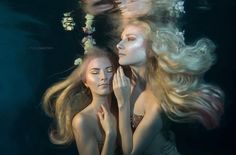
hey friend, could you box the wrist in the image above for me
[117,100,129,109]
[105,131,117,139]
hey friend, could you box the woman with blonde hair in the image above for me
[113,19,224,155]
[81,0,185,19]
[43,47,120,155]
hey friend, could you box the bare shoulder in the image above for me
[143,90,161,112]
[72,112,92,134]
[142,91,163,129]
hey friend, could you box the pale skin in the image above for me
[113,24,173,155]
[82,0,152,17]
[116,0,152,18]
[82,0,114,15]
[72,57,117,155]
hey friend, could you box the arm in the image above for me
[131,103,162,155]
[98,105,117,155]
[118,101,133,155]
[72,113,116,155]
[101,132,117,155]
[72,114,100,155]
[113,67,132,155]
[118,100,162,155]
[113,67,162,155]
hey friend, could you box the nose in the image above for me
[116,40,124,50]
[99,70,107,81]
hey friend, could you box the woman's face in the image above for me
[116,25,147,66]
[84,57,114,96]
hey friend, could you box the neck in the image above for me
[130,63,146,81]
[91,94,111,113]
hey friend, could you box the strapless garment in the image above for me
[130,113,181,155]
[131,113,144,131]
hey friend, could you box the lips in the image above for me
[98,83,109,87]
[118,52,126,56]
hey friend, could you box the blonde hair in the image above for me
[42,47,118,144]
[126,20,224,129]
[144,0,185,20]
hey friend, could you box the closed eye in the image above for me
[127,37,136,41]
[90,69,100,74]
[106,66,113,73]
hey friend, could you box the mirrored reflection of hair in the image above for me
[81,0,185,20]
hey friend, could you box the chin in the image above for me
[119,60,135,66]
[98,90,112,96]
[119,59,128,66]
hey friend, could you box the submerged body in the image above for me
[43,49,119,155]
[113,19,223,155]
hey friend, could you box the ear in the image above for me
[84,82,88,88]
[83,80,88,88]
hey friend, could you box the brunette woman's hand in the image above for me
[82,0,114,15]
[97,104,117,136]
[113,67,131,108]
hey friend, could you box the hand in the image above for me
[117,0,151,18]
[82,0,114,15]
[114,0,126,6]
[97,105,117,136]
[113,67,131,108]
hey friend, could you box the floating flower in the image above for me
[61,12,75,31]
[174,1,185,13]
[74,57,82,66]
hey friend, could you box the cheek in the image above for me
[85,75,98,88]
[106,74,113,83]
[128,44,146,59]
[127,40,146,53]
[136,49,146,58]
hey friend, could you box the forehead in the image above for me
[122,25,146,37]
[87,57,112,69]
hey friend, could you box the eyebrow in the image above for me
[89,66,113,71]
[121,33,136,39]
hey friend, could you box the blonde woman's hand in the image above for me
[117,0,152,18]
[82,0,114,15]
[97,104,117,136]
[113,67,131,108]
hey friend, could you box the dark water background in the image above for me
[0,0,235,154]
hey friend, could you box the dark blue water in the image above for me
[0,0,235,154]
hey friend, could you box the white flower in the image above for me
[61,12,75,31]
[74,58,82,65]
[84,14,95,34]
[82,36,96,53]
[174,1,185,13]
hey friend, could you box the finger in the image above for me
[97,111,103,121]
[113,73,117,88]
[120,66,125,76]
[116,67,121,86]
[98,106,103,113]
[119,67,126,85]
[114,0,121,3]
[95,4,113,11]
[101,104,108,115]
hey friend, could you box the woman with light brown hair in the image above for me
[43,47,120,155]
